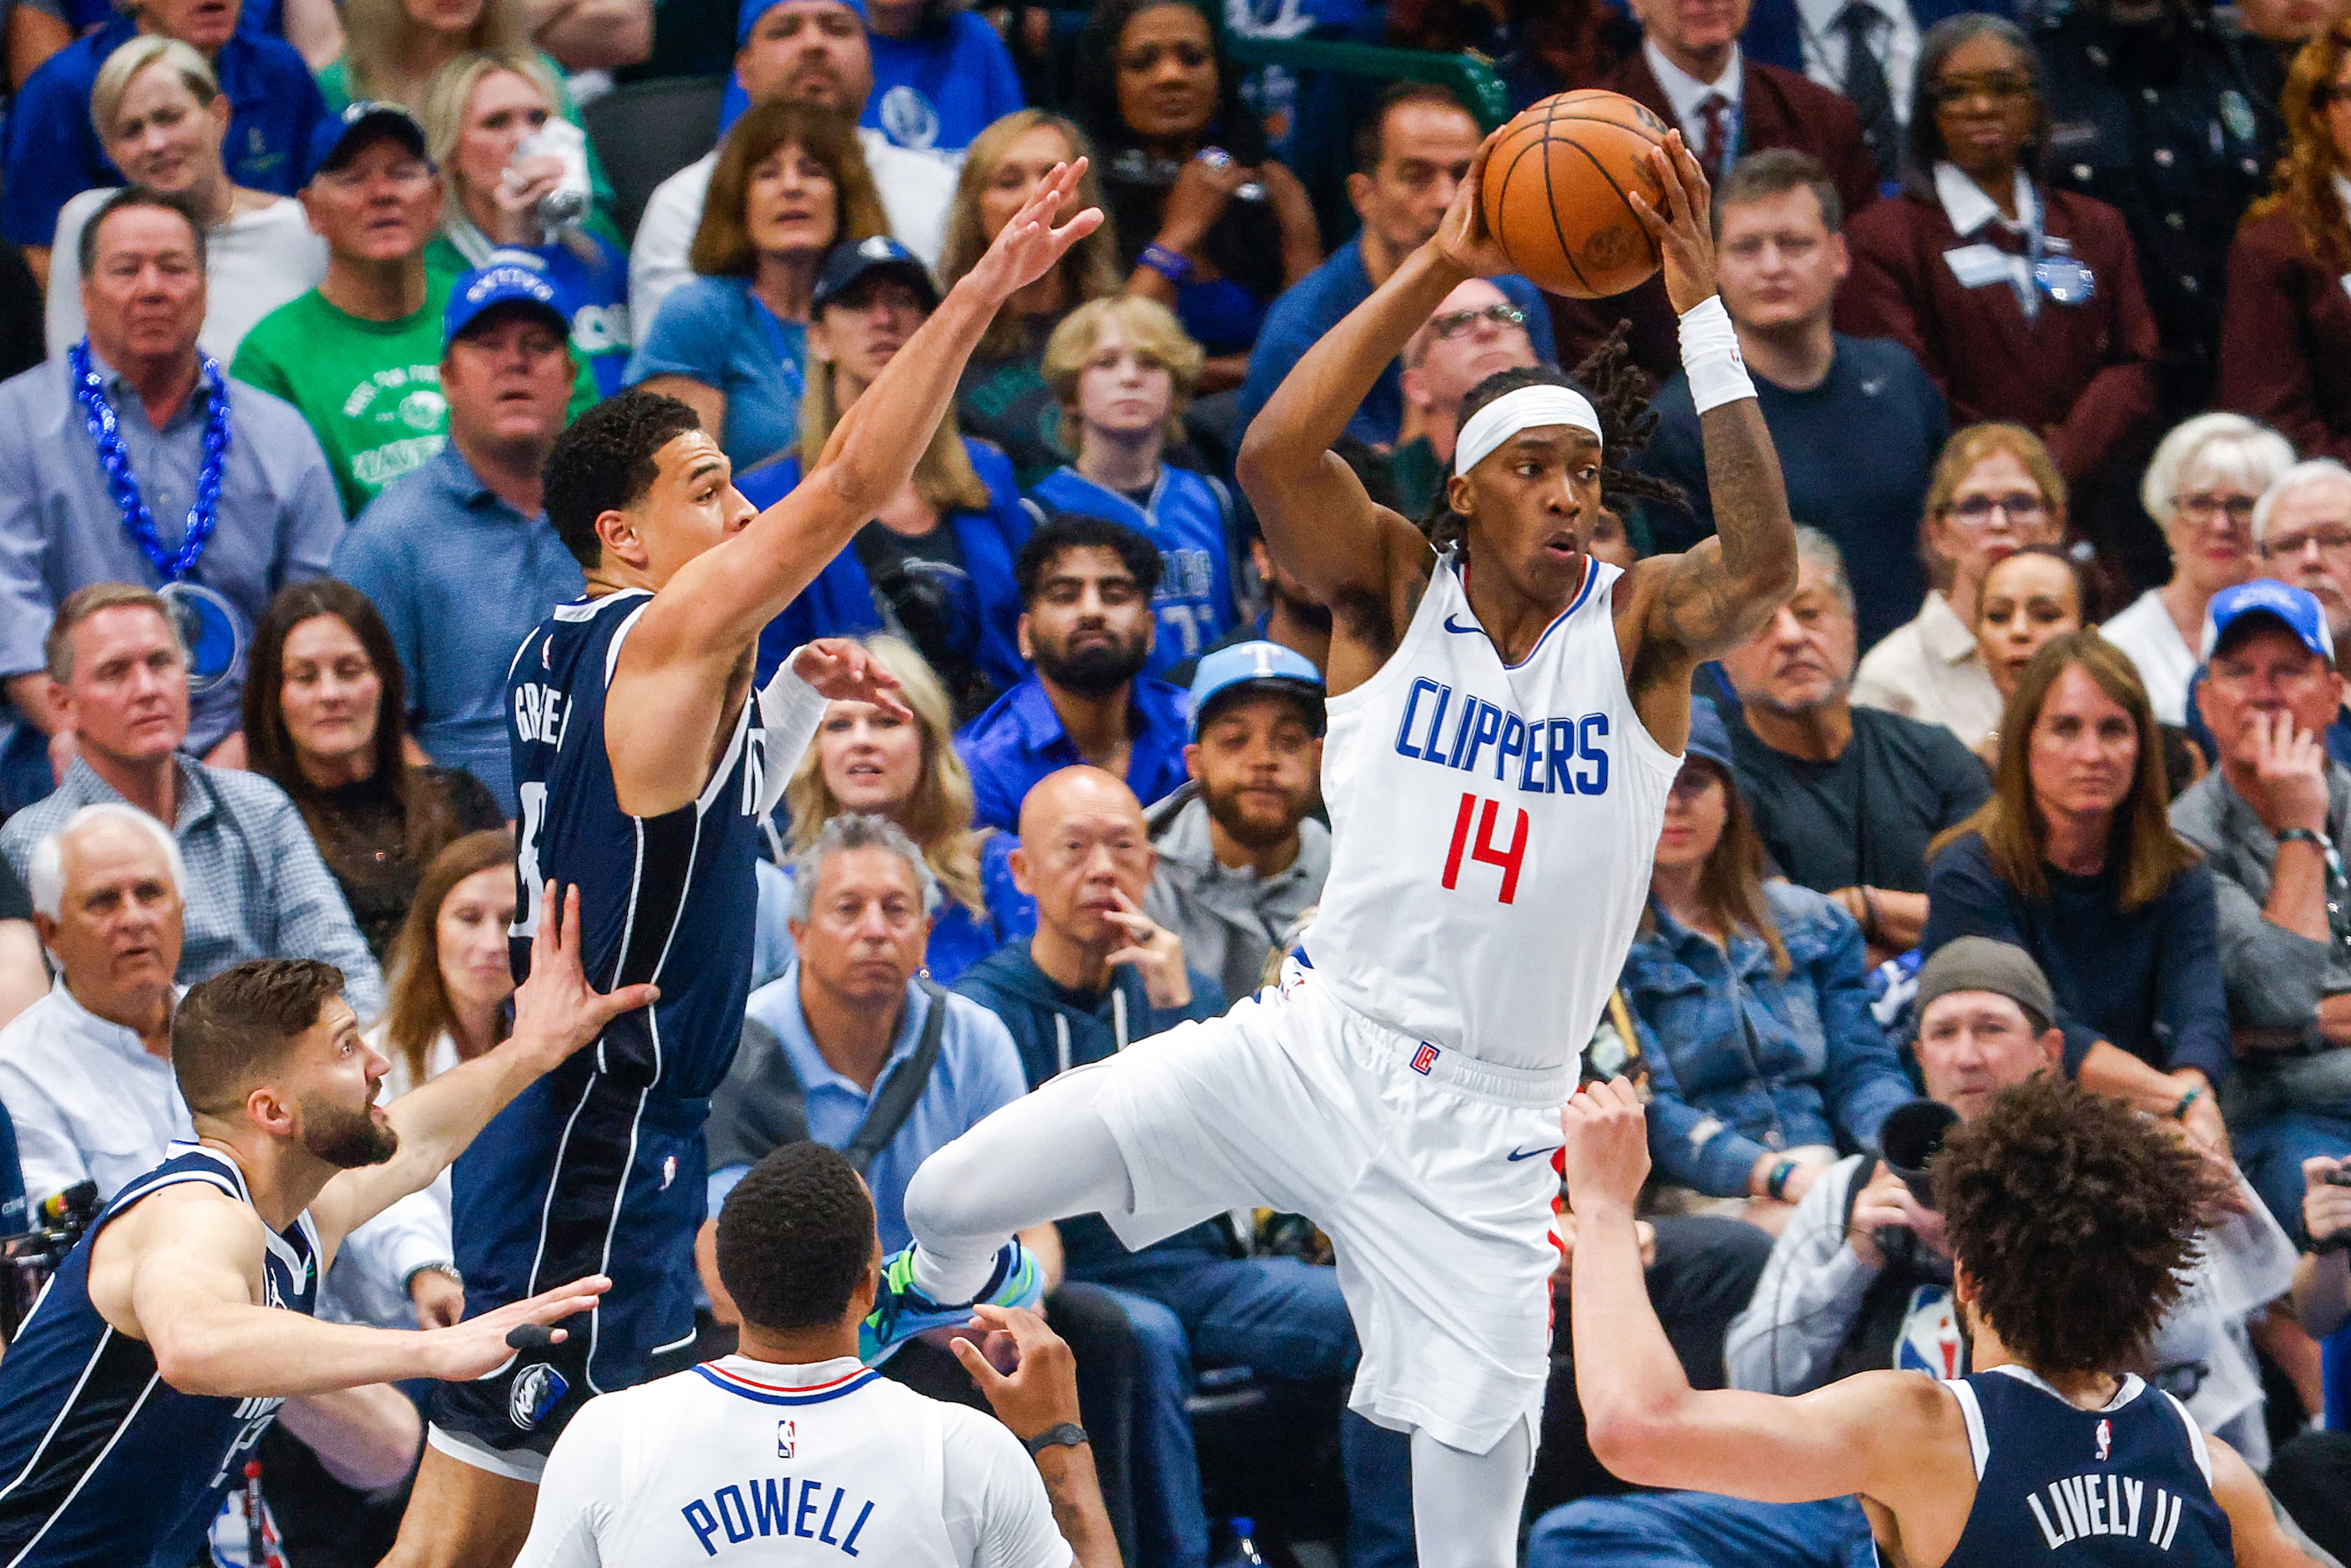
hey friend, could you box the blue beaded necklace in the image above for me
[68,336,230,581]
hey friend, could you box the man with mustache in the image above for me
[956,513,1193,835]
[1716,527,1990,962]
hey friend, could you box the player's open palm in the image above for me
[792,638,912,720]
[422,1273,611,1381]
[1625,130,1719,315]
[513,883,660,1070]
[1431,127,1516,280]
[965,159,1104,303]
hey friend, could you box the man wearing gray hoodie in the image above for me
[1143,642,1331,1005]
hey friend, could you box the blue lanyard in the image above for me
[68,338,230,582]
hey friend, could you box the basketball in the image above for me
[1480,90,1673,300]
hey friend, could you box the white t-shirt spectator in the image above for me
[514,1354,1073,1568]
[2101,590,2198,727]
[46,190,327,364]
[628,129,953,331]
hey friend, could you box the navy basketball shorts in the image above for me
[429,1059,708,1478]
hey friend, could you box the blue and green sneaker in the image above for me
[858,1240,1044,1364]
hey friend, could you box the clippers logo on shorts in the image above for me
[1411,1044,1440,1075]
[1392,677,1612,797]
[511,1363,569,1430]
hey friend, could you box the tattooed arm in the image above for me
[1616,133,1797,753]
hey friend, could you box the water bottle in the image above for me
[1228,1517,1268,1566]
[517,119,592,230]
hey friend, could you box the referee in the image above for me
[515,1142,1120,1566]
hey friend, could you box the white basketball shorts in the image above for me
[1084,959,1572,1458]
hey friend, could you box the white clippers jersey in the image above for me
[1307,554,1679,1071]
[513,1357,1071,1568]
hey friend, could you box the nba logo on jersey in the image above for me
[1411,1044,1440,1075]
[777,1419,796,1459]
[2096,1419,2112,1462]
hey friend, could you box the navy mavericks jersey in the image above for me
[441,589,765,1446]
[1941,1366,2232,1566]
[0,1144,319,1568]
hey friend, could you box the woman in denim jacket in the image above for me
[1623,700,1919,1232]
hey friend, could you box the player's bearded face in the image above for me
[298,1090,401,1169]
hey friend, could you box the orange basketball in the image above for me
[1479,90,1671,300]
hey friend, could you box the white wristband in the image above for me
[1678,294,1757,416]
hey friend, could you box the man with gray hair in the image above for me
[702,813,1053,1299]
[1716,526,1990,960]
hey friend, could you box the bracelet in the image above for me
[1765,1156,1798,1201]
[1858,886,1883,947]
[2172,1085,2204,1121]
[2278,827,2328,851]
[1676,294,1757,415]
[1023,1421,1089,1456]
[1139,243,1194,284]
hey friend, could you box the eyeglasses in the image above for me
[2261,527,2351,559]
[1930,73,2035,105]
[1428,304,1527,341]
[1942,492,2048,524]
[2173,492,2257,525]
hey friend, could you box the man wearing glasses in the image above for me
[230,104,599,518]
[1641,149,1946,650]
[2171,578,2351,1247]
[1384,280,1542,515]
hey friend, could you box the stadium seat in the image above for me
[579,74,727,243]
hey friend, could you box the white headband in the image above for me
[1453,384,1602,478]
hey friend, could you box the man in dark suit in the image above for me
[1552,0,1880,382]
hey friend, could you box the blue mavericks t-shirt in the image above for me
[1024,465,1238,679]
[866,13,1025,158]
[2,19,328,247]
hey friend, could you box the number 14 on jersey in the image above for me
[1443,792,1529,903]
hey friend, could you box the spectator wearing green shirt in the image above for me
[231,100,593,517]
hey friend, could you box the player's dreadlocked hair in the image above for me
[1420,325,1688,559]
[1934,1075,2226,1378]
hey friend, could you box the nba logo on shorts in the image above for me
[778,1420,797,1459]
[510,1363,569,1431]
[1411,1044,1440,1076]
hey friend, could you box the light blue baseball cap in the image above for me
[1187,641,1325,740]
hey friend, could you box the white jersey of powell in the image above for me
[512,1357,1071,1568]
[1307,554,1680,1071]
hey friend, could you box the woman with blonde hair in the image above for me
[762,635,1013,984]
[45,36,326,360]
[2219,23,2351,463]
[626,99,888,468]
[2101,412,2298,725]
[738,239,1029,716]
[321,0,529,109]
[1853,423,2069,752]
[942,109,1125,484]
[1028,293,1238,678]
[417,49,631,392]
[1924,630,2231,1151]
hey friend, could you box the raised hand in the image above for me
[963,159,1105,305]
[791,637,912,721]
[1102,887,1192,1009]
[1560,1076,1651,1214]
[948,1303,1084,1442]
[1430,127,1517,280]
[2247,710,2330,837]
[513,883,660,1070]
[1625,129,1720,315]
[422,1273,610,1382]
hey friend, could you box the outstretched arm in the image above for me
[1235,133,1512,693]
[311,884,655,1245]
[1620,135,1797,735]
[621,164,1102,682]
[1565,1080,1962,1512]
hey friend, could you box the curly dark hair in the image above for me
[1014,513,1165,604]
[1422,327,1686,559]
[715,1142,877,1332]
[544,390,703,571]
[1934,1075,2224,1378]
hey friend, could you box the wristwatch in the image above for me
[1023,1422,1089,1456]
[405,1262,463,1291]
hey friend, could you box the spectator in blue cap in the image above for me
[629,0,957,331]
[741,235,1031,716]
[2172,579,2351,1242]
[329,257,585,814]
[1,0,329,275]
[1143,640,1327,1003]
[1624,695,1915,1232]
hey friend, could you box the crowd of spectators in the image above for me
[10,0,2351,1558]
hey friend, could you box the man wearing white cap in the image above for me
[880,128,1798,1568]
